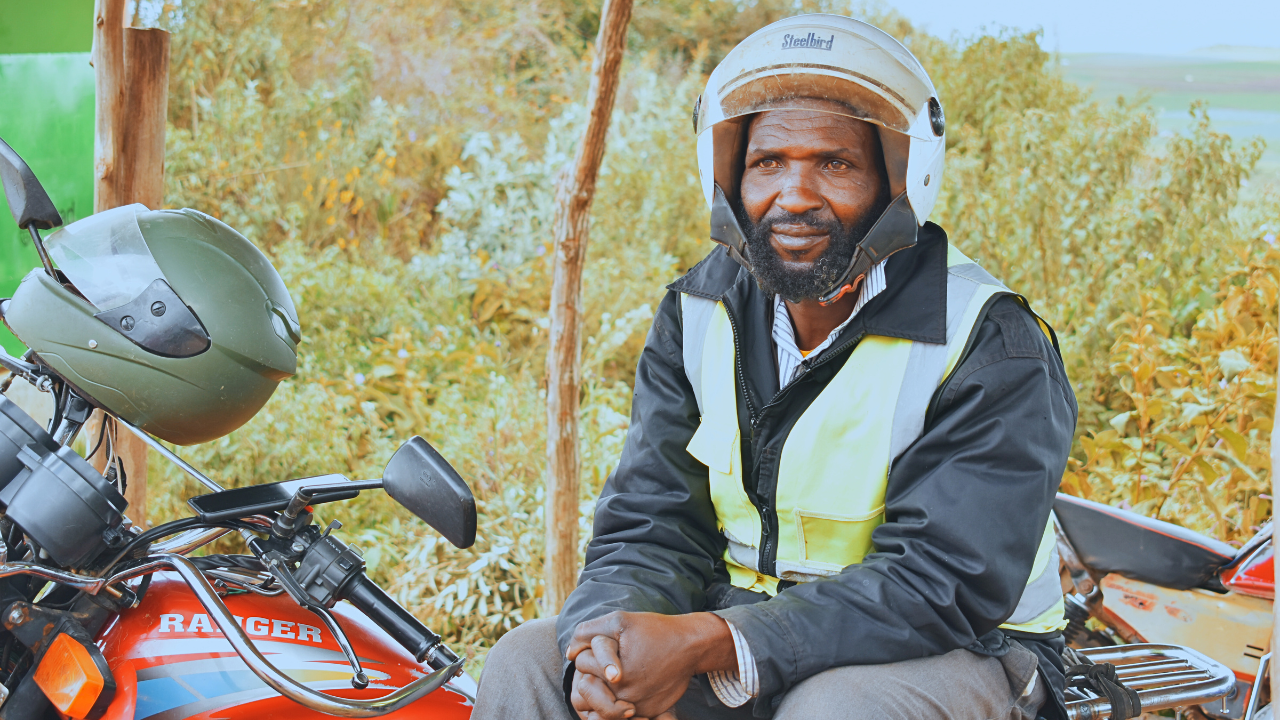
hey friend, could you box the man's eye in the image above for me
[756,158,782,169]
[827,160,850,171]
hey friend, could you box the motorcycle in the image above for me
[0,137,474,720]
[0,135,1253,720]
[1055,492,1274,719]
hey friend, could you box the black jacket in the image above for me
[556,225,1078,717]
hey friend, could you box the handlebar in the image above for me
[162,554,463,717]
[344,574,448,666]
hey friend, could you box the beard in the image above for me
[736,186,891,303]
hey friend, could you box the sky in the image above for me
[885,0,1280,56]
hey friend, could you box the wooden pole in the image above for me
[89,1,169,529]
[92,0,128,212]
[543,0,633,614]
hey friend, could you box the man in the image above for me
[474,14,1076,720]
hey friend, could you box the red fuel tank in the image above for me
[92,574,473,720]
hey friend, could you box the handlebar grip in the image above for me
[345,574,443,666]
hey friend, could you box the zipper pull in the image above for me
[760,507,772,537]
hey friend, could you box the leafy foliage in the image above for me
[142,1,1277,659]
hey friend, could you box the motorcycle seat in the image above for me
[1054,494,1236,591]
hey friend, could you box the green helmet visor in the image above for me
[45,204,165,311]
[44,205,211,358]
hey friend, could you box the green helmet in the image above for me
[2,204,300,445]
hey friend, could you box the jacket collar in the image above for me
[668,222,950,346]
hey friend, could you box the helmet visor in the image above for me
[44,204,167,312]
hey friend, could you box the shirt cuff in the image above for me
[706,620,759,708]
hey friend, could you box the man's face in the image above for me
[737,108,890,302]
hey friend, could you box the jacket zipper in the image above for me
[722,301,776,576]
[758,330,867,579]
[759,505,775,577]
[723,300,870,581]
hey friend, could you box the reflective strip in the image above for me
[1012,596,1069,635]
[680,294,719,416]
[887,262,985,463]
[1004,522,1067,630]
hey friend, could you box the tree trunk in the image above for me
[120,27,170,209]
[543,0,633,614]
[90,1,169,529]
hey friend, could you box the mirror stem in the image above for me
[27,227,56,279]
[271,479,383,539]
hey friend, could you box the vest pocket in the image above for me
[795,506,885,569]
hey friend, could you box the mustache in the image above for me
[756,210,845,236]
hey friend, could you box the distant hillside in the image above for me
[1060,50,1280,189]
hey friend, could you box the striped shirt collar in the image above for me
[773,260,887,386]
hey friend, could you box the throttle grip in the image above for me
[345,573,455,669]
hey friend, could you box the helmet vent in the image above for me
[928,97,945,137]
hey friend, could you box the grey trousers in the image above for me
[472,618,1047,720]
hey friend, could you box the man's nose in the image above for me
[773,168,825,216]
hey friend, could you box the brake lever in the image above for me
[265,551,369,689]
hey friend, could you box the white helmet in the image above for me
[693,14,946,304]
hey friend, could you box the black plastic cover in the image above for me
[0,446,127,568]
[187,474,358,522]
[94,278,211,358]
[383,436,476,549]
[818,191,918,305]
[1054,493,1236,591]
[0,136,62,231]
[709,184,752,271]
[0,396,59,490]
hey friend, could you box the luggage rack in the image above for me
[1063,644,1239,720]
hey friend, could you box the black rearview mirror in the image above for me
[383,436,477,549]
[0,136,62,231]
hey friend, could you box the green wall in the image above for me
[0,0,95,54]
[0,1,96,353]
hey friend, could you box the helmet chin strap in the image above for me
[708,185,920,307]
[816,192,918,306]
[710,184,753,272]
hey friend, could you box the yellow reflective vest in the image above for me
[679,244,1066,635]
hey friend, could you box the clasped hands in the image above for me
[567,611,738,720]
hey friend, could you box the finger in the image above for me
[569,612,624,659]
[575,672,636,720]
[571,673,606,720]
[591,635,624,682]
[574,648,607,679]
[570,674,591,717]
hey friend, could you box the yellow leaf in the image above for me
[1154,433,1195,457]
[1215,426,1249,460]
[1192,456,1218,481]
